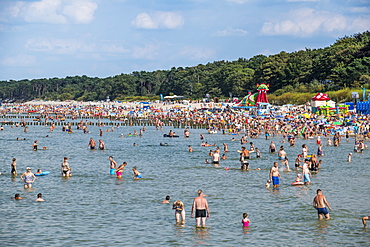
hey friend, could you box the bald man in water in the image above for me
[191,189,210,227]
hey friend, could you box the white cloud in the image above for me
[214,27,248,37]
[0,54,37,66]
[61,0,98,24]
[131,13,157,29]
[131,11,184,29]
[261,8,370,36]
[178,46,215,60]
[4,0,97,24]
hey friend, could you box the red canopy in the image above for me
[312,93,330,101]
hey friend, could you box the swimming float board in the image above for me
[35,171,50,176]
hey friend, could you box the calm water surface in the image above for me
[0,122,369,246]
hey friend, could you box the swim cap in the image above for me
[26,167,31,170]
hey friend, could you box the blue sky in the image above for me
[0,0,369,81]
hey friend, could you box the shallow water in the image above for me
[0,123,369,246]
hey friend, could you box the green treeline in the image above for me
[1,31,369,103]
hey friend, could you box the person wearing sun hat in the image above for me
[20,167,36,189]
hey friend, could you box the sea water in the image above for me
[0,123,369,246]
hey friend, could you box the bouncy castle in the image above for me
[236,83,269,107]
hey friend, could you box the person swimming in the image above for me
[13,194,23,200]
[36,193,44,202]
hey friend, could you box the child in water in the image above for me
[132,167,142,179]
[116,162,127,178]
[265,180,271,189]
[255,148,261,158]
[242,213,250,227]
[348,153,352,162]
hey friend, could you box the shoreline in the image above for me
[21,100,219,110]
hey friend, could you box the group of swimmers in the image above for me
[192,122,368,226]
[161,189,211,227]
[2,101,369,229]
[109,156,142,179]
[12,193,44,201]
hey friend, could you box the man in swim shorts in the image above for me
[87,138,96,149]
[313,189,332,220]
[278,146,286,160]
[269,162,281,188]
[212,150,220,164]
[269,141,276,153]
[191,189,210,227]
[109,156,117,175]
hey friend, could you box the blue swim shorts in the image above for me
[317,207,328,215]
[110,169,115,175]
[272,176,279,185]
[303,174,310,182]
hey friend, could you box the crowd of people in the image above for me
[2,101,369,228]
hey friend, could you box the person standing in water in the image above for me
[32,140,38,151]
[116,162,127,178]
[238,146,250,170]
[20,167,36,189]
[269,141,276,153]
[11,158,17,175]
[241,213,250,227]
[191,189,210,227]
[212,150,220,165]
[313,189,332,220]
[61,157,72,177]
[302,159,312,185]
[98,139,105,150]
[172,200,186,223]
[269,162,281,188]
[109,156,117,175]
[278,146,286,160]
[87,138,96,150]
